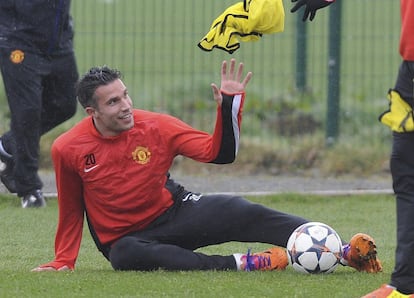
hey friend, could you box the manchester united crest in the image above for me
[10,49,25,64]
[132,146,151,164]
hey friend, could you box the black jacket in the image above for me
[0,0,74,55]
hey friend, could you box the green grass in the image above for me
[0,193,395,297]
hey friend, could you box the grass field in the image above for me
[0,2,403,297]
[0,193,395,297]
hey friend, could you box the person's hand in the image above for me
[291,0,335,21]
[211,58,252,106]
[31,265,71,272]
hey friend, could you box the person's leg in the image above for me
[389,60,414,294]
[109,237,236,271]
[0,49,45,199]
[41,52,78,135]
[109,193,307,271]
[137,193,308,250]
[390,132,414,294]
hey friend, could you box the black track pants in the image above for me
[109,193,308,271]
[389,60,414,293]
[390,132,414,293]
[0,48,78,195]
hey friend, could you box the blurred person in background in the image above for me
[0,0,78,208]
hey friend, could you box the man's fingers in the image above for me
[211,83,223,105]
[242,71,253,87]
[236,62,244,82]
[221,60,227,81]
[31,265,70,272]
[31,266,57,272]
[217,58,252,93]
[58,265,71,271]
[228,58,236,80]
[211,83,219,96]
[226,58,250,85]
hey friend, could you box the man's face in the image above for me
[86,79,134,137]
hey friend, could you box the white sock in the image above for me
[233,253,243,270]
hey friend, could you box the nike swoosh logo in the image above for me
[84,165,99,173]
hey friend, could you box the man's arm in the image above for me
[192,59,251,163]
[163,59,252,164]
[32,143,85,272]
[208,91,244,164]
[203,59,251,163]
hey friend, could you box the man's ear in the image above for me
[85,106,96,116]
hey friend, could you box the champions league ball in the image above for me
[286,222,343,274]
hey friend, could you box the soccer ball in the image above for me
[286,222,343,274]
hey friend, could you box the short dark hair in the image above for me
[76,66,122,108]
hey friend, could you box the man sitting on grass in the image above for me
[32,59,381,273]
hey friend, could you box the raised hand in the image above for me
[211,58,252,106]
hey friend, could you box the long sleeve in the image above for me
[38,141,85,270]
[210,92,244,163]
